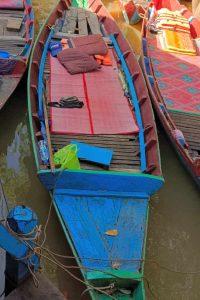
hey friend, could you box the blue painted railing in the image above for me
[37,27,55,164]
[38,27,55,121]
[110,34,147,172]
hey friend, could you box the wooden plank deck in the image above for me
[169,111,200,159]
[0,8,25,54]
[60,7,101,36]
[51,134,140,171]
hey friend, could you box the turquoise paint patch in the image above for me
[148,45,155,50]
[152,58,160,65]
[158,82,166,89]
[178,63,189,70]
[164,98,174,106]
[155,70,163,77]
[182,75,193,83]
[196,104,200,111]
[187,87,199,94]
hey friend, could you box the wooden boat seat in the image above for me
[0,11,25,37]
[7,17,22,31]
[0,36,25,41]
[0,35,25,55]
[59,7,102,36]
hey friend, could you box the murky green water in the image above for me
[0,1,199,299]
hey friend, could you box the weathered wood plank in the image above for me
[51,138,137,147]
[7,18,22,31]
[62,7,77,34]
[0,35,25,41]
[77,8,88,35]
[54,195,147,272]
[51,133,138,142]
[86,10,101,34]
[0,10,24,18]
[170,111,200,122]
[53,32,84,39]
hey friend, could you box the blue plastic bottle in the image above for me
[38,140,49,164]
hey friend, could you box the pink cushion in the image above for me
[57,48,100,74]
[71,34,108,56]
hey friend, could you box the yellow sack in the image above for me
[54,144,81,170]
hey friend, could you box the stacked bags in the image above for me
[155,8,197,55]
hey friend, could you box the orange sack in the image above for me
[95,52,113,66]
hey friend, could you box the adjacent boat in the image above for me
[28,0,164,298]
[0,0,34,110]
[119,0,142,25]
[141,0,200,186]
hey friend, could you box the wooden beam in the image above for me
[78,8,88,35]
[62,7,78,34]
[86,10,101,34]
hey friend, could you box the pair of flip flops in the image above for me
[48,96,84,108]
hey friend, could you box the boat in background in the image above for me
[141,0,200,186]
[119,0,146,25]
[0,0,34,110]
[28,0,164,298]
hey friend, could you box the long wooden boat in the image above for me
[28,0,164,298]
[0,0,34,110]
[140,0,200,186]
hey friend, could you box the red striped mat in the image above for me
[49,50,139,135]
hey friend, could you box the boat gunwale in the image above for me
[140,4,200,183]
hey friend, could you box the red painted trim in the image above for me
[82,73,94,134]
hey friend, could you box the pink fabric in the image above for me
[71,34,108,56]
[147,32,200,113]
[49,50,139,135]
[57,48,100,74]
[0,0,24,9]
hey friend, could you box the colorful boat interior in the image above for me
[142,0,200,179]
[28,1,164,298]
[0,0,34,108]
[30,1,162,178]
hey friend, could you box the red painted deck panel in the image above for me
[49,51,139,135]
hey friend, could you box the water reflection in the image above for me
[146,128,200,299]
